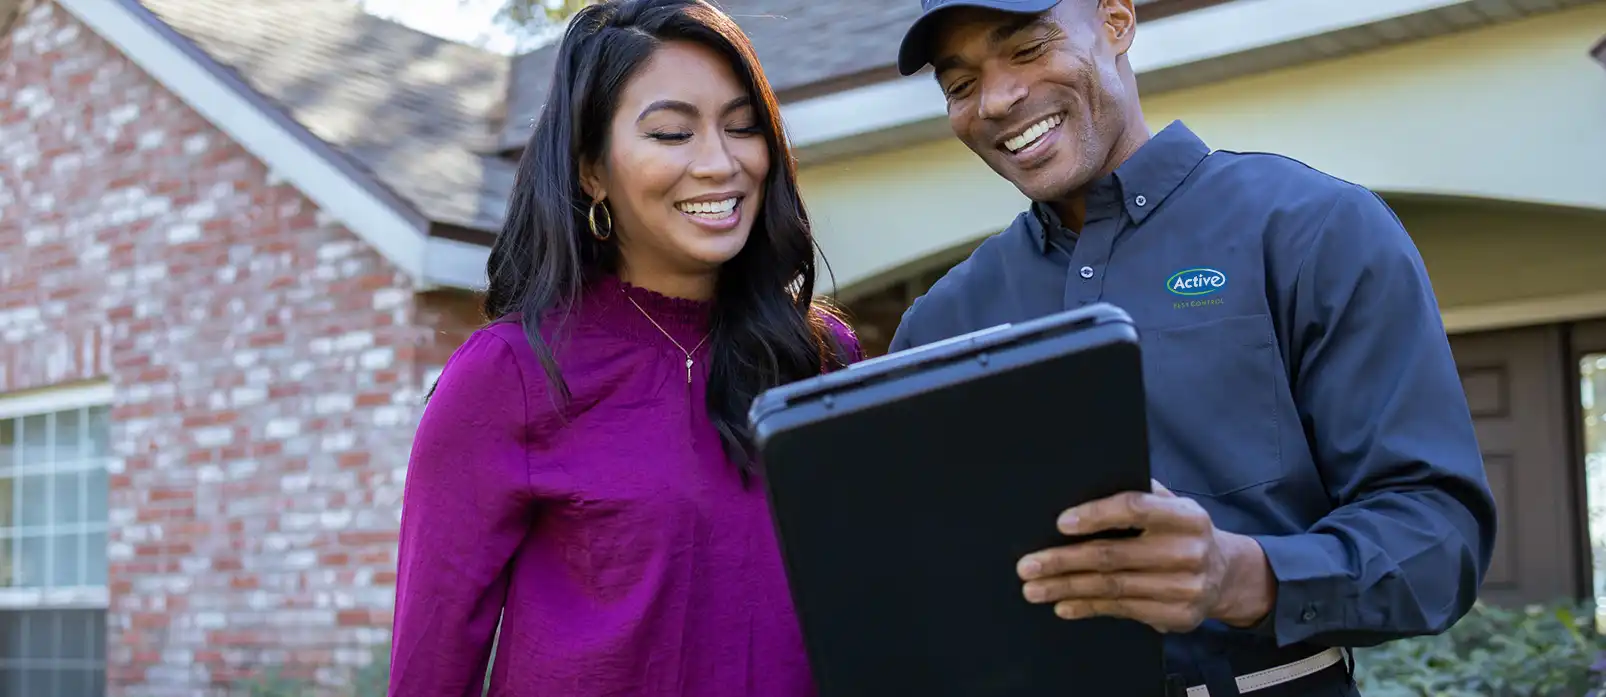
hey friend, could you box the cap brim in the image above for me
[896,0,1063,76]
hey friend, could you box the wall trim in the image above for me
[58,0,434,284]
[424,236,491,291]
[0,587,110,611]
[1442,291,1606,335]
[0,381,114,420]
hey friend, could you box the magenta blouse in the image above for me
[388,275,861,697]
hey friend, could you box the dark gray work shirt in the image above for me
[888,122,1497,693]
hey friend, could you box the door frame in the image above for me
[1563,320,1606,603]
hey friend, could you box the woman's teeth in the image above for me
[1005,115,1062,153]
[676,198,738,217]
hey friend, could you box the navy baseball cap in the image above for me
[897,0,1063,76]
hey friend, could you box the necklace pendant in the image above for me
[686,357,694,384]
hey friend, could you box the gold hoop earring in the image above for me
[588,199,614,241]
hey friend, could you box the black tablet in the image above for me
[749,302,1165,697]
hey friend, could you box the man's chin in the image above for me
[1010,177,1078,206]
[981,151,1084,203]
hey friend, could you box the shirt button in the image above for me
[1079,266,1094,279]
[1300,608,1318,622]
[1134,194,1147,207]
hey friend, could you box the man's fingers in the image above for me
[1057,491,1150,534]
[1053,598,1205,634]
[1056,492,1202,536]
[1151,479,1176,498]
[1022,571,1207,605]
[1018,536,1211,579]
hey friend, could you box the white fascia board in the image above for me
[423,236,492,292]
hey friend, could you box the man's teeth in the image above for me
[1005,115,1063,153]
[677,198,738,216]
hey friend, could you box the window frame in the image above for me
[0,382,113,696]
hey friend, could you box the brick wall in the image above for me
[0,2,484,694]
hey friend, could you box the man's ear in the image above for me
[1102,0,1136,57]
[579,156,605,202]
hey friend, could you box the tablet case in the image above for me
[749,303,1165,697]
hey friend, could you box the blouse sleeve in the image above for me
[389,330,536,696]
[819,310,865,366]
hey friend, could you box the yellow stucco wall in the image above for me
[1140,3,1606,213]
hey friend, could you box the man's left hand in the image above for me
[1016,480,1275,633]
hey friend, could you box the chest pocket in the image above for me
[1142,314,1286,497]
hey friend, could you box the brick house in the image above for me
[1,0,941,692]
[0,0,494,693]
[3,0,1605,695]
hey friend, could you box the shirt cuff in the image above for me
[1248,533,1351,647]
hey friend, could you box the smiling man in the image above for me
[888,1,1499,695]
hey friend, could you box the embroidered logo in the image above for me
[1168,267,1227,309]
[1166,267,1227,297]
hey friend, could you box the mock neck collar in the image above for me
[586,273,713,351]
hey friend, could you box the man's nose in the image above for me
[976,73,1028,122]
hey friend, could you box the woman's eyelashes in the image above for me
[644,124,761,142]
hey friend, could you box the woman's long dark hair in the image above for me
[482,0,850,475]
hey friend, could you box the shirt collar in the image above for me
[1027,120,1212,254]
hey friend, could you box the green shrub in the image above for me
[236,667,310,697]
[1353,600,1606,696]
[229,642,497,697]
[230,645,391,697]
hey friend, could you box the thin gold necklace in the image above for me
[624,292,711,384]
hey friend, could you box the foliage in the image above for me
[237,667,312,697]
[230,645,393,697]
[1353,600,1606,697]
[494,0,591,28]
[228,642,497,697]
[353,645,392,697]
[226,601,1606,696]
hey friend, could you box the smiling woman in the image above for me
[577,43,772,292]
[387,2,862,696]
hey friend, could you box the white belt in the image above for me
[1185,647,1346,696]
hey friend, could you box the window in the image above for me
[0,385,111,696]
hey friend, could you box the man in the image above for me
[890,1,1498,695]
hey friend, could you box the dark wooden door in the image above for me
[1449,325,1580,606]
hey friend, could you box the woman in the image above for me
[387,1,861,696]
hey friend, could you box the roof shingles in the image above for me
[140,0,516,231]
